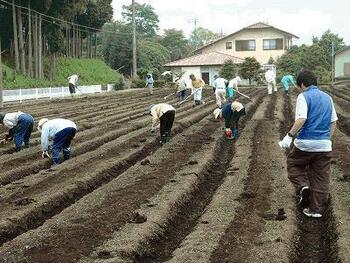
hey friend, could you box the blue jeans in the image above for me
[52,127,76,164]
[13,113,34,151]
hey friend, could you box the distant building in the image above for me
[164,51,243,86]
[194,22,299,65]
[335,46,350,80]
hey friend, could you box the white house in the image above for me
[335,46,350,80]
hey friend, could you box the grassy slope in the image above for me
[2,58,120,89]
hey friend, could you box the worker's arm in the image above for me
[288,118,306,136]
[150,108,159,131]
[330,121,336,138]
[41,127,50,151]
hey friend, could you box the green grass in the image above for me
[2,58,121,89]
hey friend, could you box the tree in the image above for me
[189,27,220,49]
[267,56,275,65]
[122,2,159,37]
[161,29,190,61]
[239,57,261,85]
[219,59,237,80]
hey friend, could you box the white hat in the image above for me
[38,118,49,131]
[231,101,244,112]
[213,108,222,119]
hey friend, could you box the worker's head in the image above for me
[189,74,196,81]
[147,74,152,78]
[236,76,242,82]
[38,118,49,132]
[148,104,155,114]
[296,70,317,89]
[0,112,5,123]
[231,101,244,112]
[213,108,222,119]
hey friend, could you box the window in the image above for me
[226,42,232,49]
[263,39,283,50]
[235,40,256,51]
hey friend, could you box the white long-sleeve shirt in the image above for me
[228,76,241,89]
[265,70,276,83]
[3,112,24,129]
[150,103,175,128]
[213,78,227,89]
[68,75,79,85]
[41,118,77,151]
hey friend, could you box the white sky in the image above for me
[111,0,349,45]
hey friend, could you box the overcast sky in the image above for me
[111,0,349,45]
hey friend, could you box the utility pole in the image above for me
[132,0,137,78]
[12,0,19,74]
[331,41,335,84]
[0,38,3,108]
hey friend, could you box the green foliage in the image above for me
[189,27,220,49]
[154,80,166,88]
[131,79,145,89]
[314,66,331,84]
[77,0,113,31]
[267,57,275,65]
[219,59,237,80]
[161,29,190,61]
[3,58,120,88]
[122,2,159,37]
[239,57,261,85]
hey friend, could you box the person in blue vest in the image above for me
[0,111,34,151]
[281,74,296,95]
[38,118,77,165]
[279,70,338,218]
[213,101,246,139]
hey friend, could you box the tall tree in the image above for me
[17,5,26,75]
[12,0,19,73]
[161,29,190,61]
[219,59,237,80]
[189,27,220,49]
[312,30,345,64]
[122,2,159,37]
[239,57,261,85]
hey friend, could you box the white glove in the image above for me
[42,151,50,158]
[279,134,293,149]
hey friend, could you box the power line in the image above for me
[0,0,134,36]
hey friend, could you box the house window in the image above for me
[226,42,232,49]
[263,39,283,50]
[235,40,256,51]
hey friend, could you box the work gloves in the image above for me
[279,134,293,149]
[42,151,50,159]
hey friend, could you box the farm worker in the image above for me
[146,73,154,95]
[149,103,176,144]
[67,74,80,97]
[281,75,296,95]
[213,75,228,108]
[227,76,242,101]
[279,70,337,218]
[0,111,34,151]
[175,77,187,101]
[265,69,277,95]
[189,74,205,105]
[213,101,246,139]
[38,118,77,165]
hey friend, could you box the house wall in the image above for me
[335,49,350,78]
[197,28,292,64]
[169,66,221,86]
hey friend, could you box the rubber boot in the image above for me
[233,129,239,139]
[165,132,171,143]
[160,134,167,144]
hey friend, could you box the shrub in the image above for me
[131,79,146,89]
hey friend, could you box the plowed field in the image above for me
[0,86,349,263]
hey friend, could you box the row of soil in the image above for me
[78,90,266,262]
[287,89,341,263]
[0,106,224,262]
[0,95,221,246]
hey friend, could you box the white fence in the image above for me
[3,85,103,102]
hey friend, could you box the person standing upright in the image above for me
[279,70,338,218]
[213,75,228,108]
[227,76,242,101]
[265,69,276,95]
[67,74,80,97]
[0,111,34,151]
[146,73,154,95]
[189,74,205,105]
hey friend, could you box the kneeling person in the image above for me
[149,103,176,144]
[0,111,34,151]
[38,118,77,165]
[213,101,246,139]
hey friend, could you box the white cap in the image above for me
[231,101,244,112]
[38,118,49,131]
[213,108,222,119]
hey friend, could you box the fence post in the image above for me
[19,88,22,103]
[49,87,52,100]
[62,86,64,97]
[36,88,38,99]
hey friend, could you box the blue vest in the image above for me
[221,102,232,118]
[297,86,332,140]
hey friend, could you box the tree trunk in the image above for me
[66,25,69,57]
[33,14,39,78]
[12,0,19,74]
[94,33,97,58]
[90,33,93,58]
[0,38,3,109]
[38,14,43,79]
[17,6,26,75]
[72,25,76,57]
[28,3,33,77]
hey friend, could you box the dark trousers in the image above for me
[224,108,246,130]
[287,146,332,213]
[178,90,186,100]
[69,83,76,94]
[159,110,175,136]
[52,127,76,164]
[12,113,34,151]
